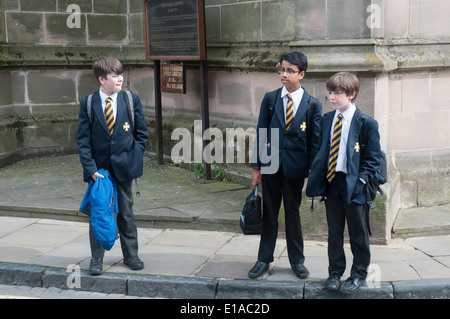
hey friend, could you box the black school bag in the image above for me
[240,186,263,235]
[359,114,387,209]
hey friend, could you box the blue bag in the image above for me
[79,169,118,250]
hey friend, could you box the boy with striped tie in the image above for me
[306,72,381,294]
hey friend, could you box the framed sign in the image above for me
[144,0,206,61]
[161,63,186,94]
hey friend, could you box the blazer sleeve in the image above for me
[251,89,278,169]
[359,117,381,182]
[308,97,323,168]
[131,93,149,153]
[77,97,98,180]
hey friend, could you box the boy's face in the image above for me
[279,60,305,93]
[99,72,123,95]
[327,89,356,112]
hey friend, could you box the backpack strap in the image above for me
[86,94,94,125]
[123,90,135,133]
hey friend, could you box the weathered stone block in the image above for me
[11,71,26,105]
[261,0,295,40]
[129,13,144,44]
[216,279,304,299]
[0,72,12,105]
[6,12,43,44]
[326,0,371,39]
[205,6,220,42]
[42,267,130,295]
[58,0,93,13]
[295,0,326,39]
[87,14,128,44]
[393,278,450,299]
[221,2,261,42]
[27,70,77,104]
[21,0,56,12]
[127,275,217,299]
[46,13,87,45]
[4,0,20,11]
[304,281,393,299]
[410,0,450,38]
[93,0,127,14]
[0,262,46,287]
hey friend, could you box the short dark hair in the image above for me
[279,52,308,73]
[326,72,360,102]
[93,56,124,83]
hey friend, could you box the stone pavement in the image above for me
[0,155,450,299]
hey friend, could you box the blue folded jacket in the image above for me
[80,168,118,250]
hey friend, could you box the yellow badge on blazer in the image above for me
[354,142,360,152]
[123,122,130,132]
[300,122,307,131]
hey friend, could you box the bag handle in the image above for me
[254,185,258,196]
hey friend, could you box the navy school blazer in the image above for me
[251,87,322,179]
[306,107,381,205]
[77,90,149,183]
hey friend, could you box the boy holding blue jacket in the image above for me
[77,56,148,275]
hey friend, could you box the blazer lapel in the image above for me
[92,91,110,134]
[291,90,310,130]
[347,107,363,163]
[114,91,127,135]
[274,91,285,129]
[323,110,335,147]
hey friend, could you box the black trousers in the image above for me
[325,172,370,279]
[90,180,139,260]
[258,167,305,265]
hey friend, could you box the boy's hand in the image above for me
[91,172,104,181]
[252,168,261,189]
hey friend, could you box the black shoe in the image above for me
[248,261,269,279]
[291,264,309,279]
[89,257,103,276]
[124,256,144,270]
[324,275,341,290]
[338,277,366,294]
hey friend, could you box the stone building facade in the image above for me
[1,0,449,243]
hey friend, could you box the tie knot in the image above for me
[287,93,292,100]
[338,113,343,120]
[106,97,112,103]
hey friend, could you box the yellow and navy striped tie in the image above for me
[104,97,115,135]
[285,94,294,131]
[327,113,343,182]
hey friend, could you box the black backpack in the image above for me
[359,114,387,209]
[240,186,263,235]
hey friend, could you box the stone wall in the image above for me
[1,0,450,242]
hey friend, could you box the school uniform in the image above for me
[77,89,148,267]
[306,105,380,281]
[251,86,322,267]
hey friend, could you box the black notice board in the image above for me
[144,0,206,61]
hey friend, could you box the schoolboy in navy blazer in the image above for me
[249,52,322,280]
[306,72,381,294]
[77,57,148,275]
[78,90,148,183]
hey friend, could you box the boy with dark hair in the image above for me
[77,56,148,275]
[249,52,322,279]
[306,72,381,294]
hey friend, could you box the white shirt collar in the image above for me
[335,103,356,121]
[99,89,118,104]
[281,85,303,100]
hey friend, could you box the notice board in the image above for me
[144,0,206,61]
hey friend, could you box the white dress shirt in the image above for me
[330,103,356,174]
